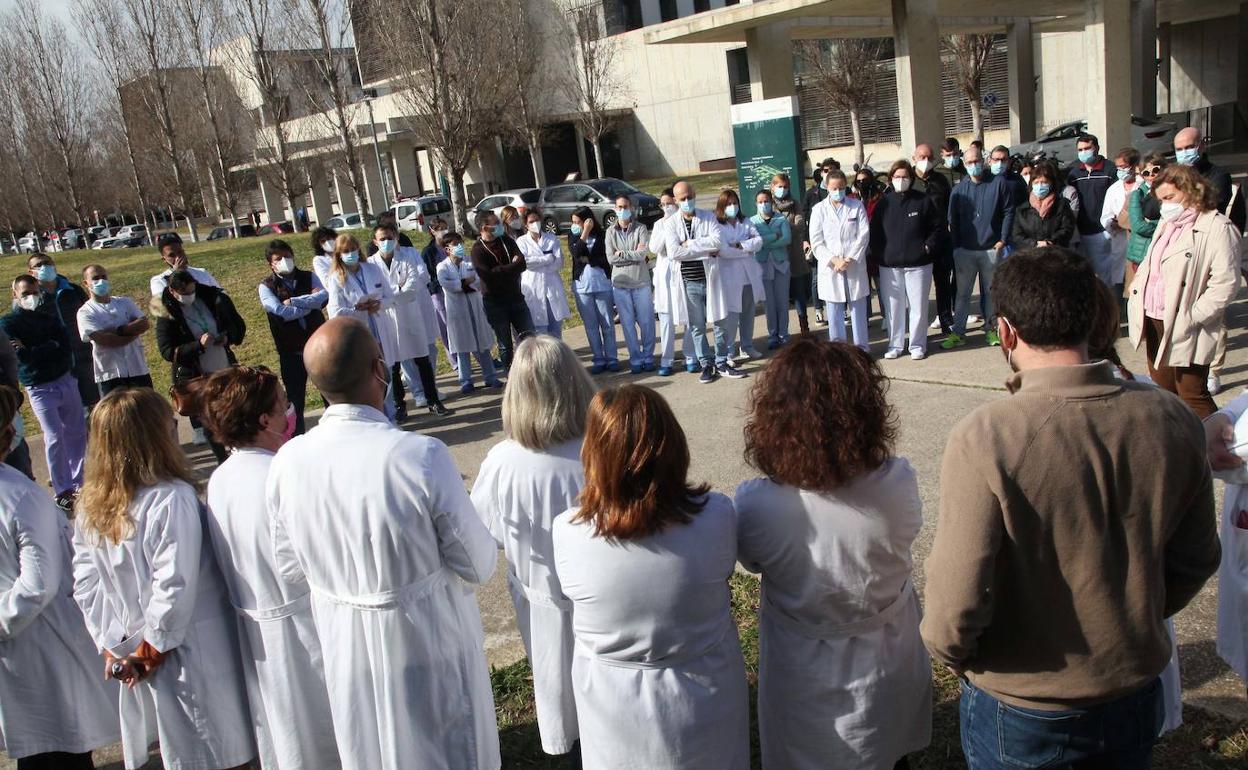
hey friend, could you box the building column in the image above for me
[362,155,386,215]
[332,170,348,217]
[640,0,661,26]
[1237,4,1248,147]
[1007,19,1037,144]
[675,0,694,17]
[746,22,795,101]
[258,177,285,226]
[1156,22,1171,114]
[1084,0,1133,152]
[391,143,421,200]
[1130,0,1157,118]
[306,167,334,228]
[891,0,945,150]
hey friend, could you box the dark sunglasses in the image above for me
[1140,167,1162,177]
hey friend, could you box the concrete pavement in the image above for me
[13,289,1248,769]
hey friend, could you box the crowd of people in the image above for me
[0,123,1243,770]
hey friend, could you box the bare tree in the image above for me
[498,0,554,187]
[944,34,995,145]
[564,0,632,178]
[224,0,310,231]
[378,0,512,231]
[0,47,43,232]
[796,39,885,168]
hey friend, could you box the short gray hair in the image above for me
[502,335,597,451]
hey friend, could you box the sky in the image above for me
[0,0,82,42]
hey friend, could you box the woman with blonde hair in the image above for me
[553,384,748,769]
[0,384,119,770]
[1127,164,1241,417]
[72,387,255,770]
[500,204,525,236]
[470,335,597,761]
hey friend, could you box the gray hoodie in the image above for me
[605,221,652,289]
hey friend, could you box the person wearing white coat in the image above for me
[711,190,764,367]
[470,336,596,758]
[1204,391,1248,697]
[664,181,724,383]
[517,212,572,339]
[72,387,255,770]
[0,386,119,770]
[201,368,341,770]
[268,317,501,770]
[735,338,931,769]
[554,384,749,770]
[809,171,871,351]
[369,225,451,418]
[1097,148,1142,290]
[437,236,502,392]
[649,191,694,376]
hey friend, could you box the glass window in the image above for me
[544,186,578,204]
[519,189,542,204]
[589,179,639,199]
[659,0,676,22]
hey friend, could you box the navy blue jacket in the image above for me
[0,307,72,387]
[1067,158,1115,236]
[948,173,1016,251]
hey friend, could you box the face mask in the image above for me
[827,189,846,203]
[663,204,678,217]
[177,292,197,306]
[17,295,39,311]
[1077,149,1095,164]
[759,202,773,215]
[377,238,396,254]
[88,279,110,297]
[892,178,911,193]
[943,155,961,169]
[1159,201,1185,221]
[724,204,739,218]
[1032,182,1052,198]
[34,265,55,282]
[266,403,297,444]
[492,224,504,237]
[679,199,695,214]
[999,318,1018,374]
[914,159,932,175]
[989,161,1005,176]
[274,258,295,275]
[1116,168,1132,181]
[527,221,541,234]
[374,359,392,406]
[570,223,583,236]
[451,244,466,258]
[321,240,336,254]
[773,186,787,199]
[341,251,360,266]
[509,219,524,231]
[965,163,984,178]
[1175,148,1199,166]
[616,208,632,222]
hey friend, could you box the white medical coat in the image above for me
[810,197,871,302]
[649,213,687,326]
[370,251,431,361]
[400,245,442,353]
[471,438,583,755]
[1099,179,1134,284]
[0,464,119,759]
[735,460,932,769]
[268,404,501,770]
[72,479,255,770]
[553,492,748,770]
[517,232,572,327]
[437,258,496,355]
[708,219,763,323]
[206,449,340,770]
[325,261,400,366]
[1216,391,1248,684]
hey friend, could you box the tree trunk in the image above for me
[969,97,984,145]
[528,138,545,188]
[591,137,605,178]
[849,108,865,167]
[120,114,152,246]
[448,164,469,234]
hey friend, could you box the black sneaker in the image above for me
[54,490,76,513]
[716,362,748,379]
[428,403,454,417]
[698,365,717,384]
[394,404,409,422]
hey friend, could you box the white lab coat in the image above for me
[325,261,400,366]
[1216,391,1248,684]
[312,255,333,287]
[517,232,572,327]
[437,257,497,355]
[708,219,763,323]
[810,196,871,302]
[663,209,722,322]
[268,404,501,770]
[1099,180,1133,284]
[0,464,120,759]
[735,461,932,769]
[72,479,255,770]
[650,213,688,327]
[553,492,749,770]
[471,439,583,755]
[370,251,431,361]
[400,245,442,352]
[206,449,340,770]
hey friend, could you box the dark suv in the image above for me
[539,178,662,234]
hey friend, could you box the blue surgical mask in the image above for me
[989,161,1005,176]
[1032,182,1051,198]
[1116,168,1132,181]
[828,189,846,203]
[1176,148,1199,166]
[570,223,582,236]
[616,208,632,222]
[724,204,739,218]
[759,202,773,215]
[341,251,360,266]
[451,244,465,258]
[679,199,695,214]
[34,265,55,282]
[773,186,787,199]
[378,238,396,254]
[965,163,984,178]
[943,155,961,169]
[493,224,504,237]
[1077,149,1096,164]
[90,279,110,297]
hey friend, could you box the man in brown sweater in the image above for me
[921,246,1220,769]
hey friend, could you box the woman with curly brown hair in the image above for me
[735,336,931,770]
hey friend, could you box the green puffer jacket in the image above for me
[1127,184,1161,265]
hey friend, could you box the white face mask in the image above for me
[321,240,336,254]
[663,203,678,217]
[914,158,932,175]
[177,291,197,306]
[892,178,912,193]
[17,294,39,311]
[1159,201,1185,221]
[527,221,541,234]
[275,257,295,275]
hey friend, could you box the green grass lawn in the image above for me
[491,574,1248,768]
[631,169,740,197]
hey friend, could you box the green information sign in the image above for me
[731,96,804,218]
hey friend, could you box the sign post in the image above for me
[730,96,804,218]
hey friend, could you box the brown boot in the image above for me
[797,312,810,336]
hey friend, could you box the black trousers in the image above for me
[392,356,441,411]
[483,294,536,369]
[18,751,94,770]
[932,242,956,329]
[278,351,310,435]
[98,373,155,398]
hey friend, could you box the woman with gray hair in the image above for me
[470,334,597,762]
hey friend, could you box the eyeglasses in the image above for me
[1140,167,1162,177]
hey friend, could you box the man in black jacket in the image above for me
[27,253,98,408]
[470,211,533,369]
[913,143,955,332]
[1066,133,1117,284]
[1174,127,1246,232]
[259,239,326,435]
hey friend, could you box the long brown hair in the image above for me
[332,233,363,284]
[573,385,709,541]
[715,189,743,223]
[78,388,196,544]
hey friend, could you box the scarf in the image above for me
[1143,207,1198,320]
[1029,191,1055,220]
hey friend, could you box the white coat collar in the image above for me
[321,403,392,425]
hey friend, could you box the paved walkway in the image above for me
[14,291,1248,769]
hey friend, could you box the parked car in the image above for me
[206,223,258,240]
[86,225,110,245]
[61,228,87,250]
[1008,116,1177,167]
[390,194,453,233]
[538,178,662,235]
[18,232,43,254]
[114,224,148,247]
[90,227,123,250]
[256,221,295,236]
[326,212,368,230]
[467,188,542,232]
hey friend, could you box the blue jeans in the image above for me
[575,289,618,366]
[762,266,790,343]
[456,351,499,387]
[613,285,655,366]
[960,678,1163,770]
[684,280,711,367]
[953,247,1001,336]
[713,309,740,366]
[542,298,562,339]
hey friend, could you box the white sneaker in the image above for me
[191,427,207,445]
[928,318,942,330]
[883,349,902,360]
[413,395,428,408]
[968,314,981,325]
[1208,372,1222,396]
[910,349,927,361]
